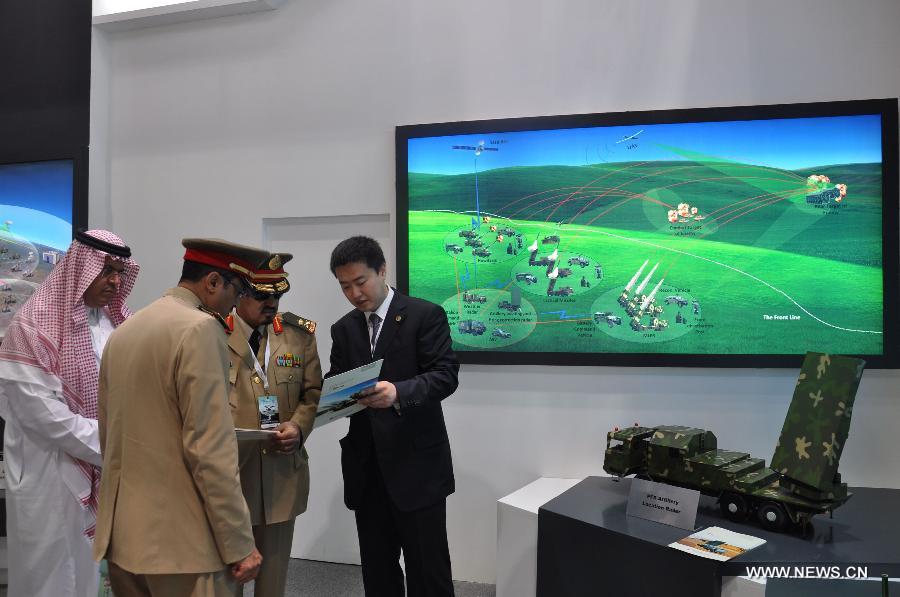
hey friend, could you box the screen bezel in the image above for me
[396,99,899,368]
[0,146,89,234]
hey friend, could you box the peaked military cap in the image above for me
[247,252,293,295]
[182,238,272,285]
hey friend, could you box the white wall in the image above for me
[93,0,900,583]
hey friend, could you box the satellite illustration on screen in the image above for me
[404,114,886,358]
[0,160,74,337]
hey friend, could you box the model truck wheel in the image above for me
[756,501,788,532]
[719,492,749,521]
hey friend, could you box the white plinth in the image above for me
[496,477,582,597]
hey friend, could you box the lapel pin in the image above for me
[395,314,404,322]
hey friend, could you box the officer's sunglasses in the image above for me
[250,289,286,302]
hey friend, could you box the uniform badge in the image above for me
[225,313,235,334]
[272,316,283,335]
[269,255,282,270]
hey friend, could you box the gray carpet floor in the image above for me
[240,558,496,597]
[0,558,494,597]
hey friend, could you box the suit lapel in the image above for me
[351,310,371,364]
[373,293,407,360]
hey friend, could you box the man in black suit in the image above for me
[327,236,459,597]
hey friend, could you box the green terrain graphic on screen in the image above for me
[405,117,884,356]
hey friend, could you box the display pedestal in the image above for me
[496,478,583,597]
[537,476,900,597]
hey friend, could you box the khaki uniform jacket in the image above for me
[228,313,322,525]
[94,287,255,574]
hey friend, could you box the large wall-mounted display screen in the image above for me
[396,99,899,367]
[0,157,86,338]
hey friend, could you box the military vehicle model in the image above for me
[462,291,487,304]
[464,238,483,248]
[515,273,537,284]
[457,320,486,336]
[472,247,491,258]
[445,244,464,254]
[604,352,865,531]
[491,327,512,339]
[458,230,477,239]
[542,235,560,244]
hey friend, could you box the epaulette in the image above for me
[281,311,316,334]
[272,314,284,335]
[198,304,229,330]
[224,313,235,334]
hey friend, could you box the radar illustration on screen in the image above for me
[401,110,892,363]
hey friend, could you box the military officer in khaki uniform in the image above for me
[226,251,322,597]
[95,239,270,597]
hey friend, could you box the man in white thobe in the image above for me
[0,229,139,597]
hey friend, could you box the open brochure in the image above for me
[235,428,277,441]
[669,526,766,561]
[314,359,383,428]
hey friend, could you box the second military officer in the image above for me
[226,251,323,597]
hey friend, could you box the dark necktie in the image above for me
[249,329,262,358]
[368,313,382,355]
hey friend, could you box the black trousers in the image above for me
[354,465,454,597]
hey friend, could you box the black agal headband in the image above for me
[74,230,132,259]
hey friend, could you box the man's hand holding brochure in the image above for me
[237,359,383,440]
[313,359,383,428]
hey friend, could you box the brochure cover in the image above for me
[669,526,766,561]
[314,359,383,428]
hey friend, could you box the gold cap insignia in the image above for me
[269,255,282,270]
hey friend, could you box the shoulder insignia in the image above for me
[281,311,316,334]
[225,313,235,334]
[272,315,284,335]
[198,304,229,330]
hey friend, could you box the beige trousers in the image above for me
[234,518,295,597]
[108,562,237,597]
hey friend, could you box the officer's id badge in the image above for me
[276,353,302,368]
[257,395,280,429]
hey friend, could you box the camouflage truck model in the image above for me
[603,352,865,532]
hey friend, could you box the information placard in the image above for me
[625,477,700,531]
